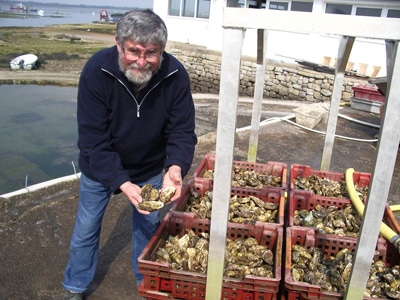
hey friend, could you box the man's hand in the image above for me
[163,165,182,201]
[120,181,150,214]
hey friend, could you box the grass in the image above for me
[0,23,116,68]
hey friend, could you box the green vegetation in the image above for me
[60,23,117,35]
[0,24,116,69]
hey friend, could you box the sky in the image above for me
[34,0,153,8]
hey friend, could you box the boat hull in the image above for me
[10,54,38,70]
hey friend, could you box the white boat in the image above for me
[10,54,38,70]
[9,3,26,10]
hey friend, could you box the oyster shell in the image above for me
[159,186,176,203]
[141,183,159,201]
[290,244,400,298]
[293,175,368,199]
[202,166,282,188]
[155,229,274,279]
[293,203,362,237]
[137,200,164,212]
[138,184,172,211]
[186,191,279,224]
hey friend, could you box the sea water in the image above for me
[0,85,80,194]
[1,3,98,27]
[0,2,131,27]
[0,2,149,194]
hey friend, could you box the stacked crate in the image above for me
[138,156,399,299]
[138,212,283,300]
[284,164,398,300]
[138,153,288,299]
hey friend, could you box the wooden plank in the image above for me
[222,7,400,40]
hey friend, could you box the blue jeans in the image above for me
[62,172,162,293]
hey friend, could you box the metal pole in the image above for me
[320,36,354,171]
[205,27,245,300]
[345,41,400,300]
[248,29,268,162]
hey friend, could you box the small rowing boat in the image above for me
[10,54,38,70]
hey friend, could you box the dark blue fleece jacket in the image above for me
[77,46,197,192]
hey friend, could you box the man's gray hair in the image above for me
[117,9,168,50]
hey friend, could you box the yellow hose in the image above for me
[390,204,400,212]
[345,168,400,249]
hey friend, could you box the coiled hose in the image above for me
[345,168,400,252]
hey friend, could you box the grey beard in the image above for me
[125,67,153,85]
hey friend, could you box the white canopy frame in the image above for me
[205,7,400,300]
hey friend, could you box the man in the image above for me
[62,9,197,299]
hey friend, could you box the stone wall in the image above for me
[168,42,368,102]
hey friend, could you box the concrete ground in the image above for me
[1,95,399,299]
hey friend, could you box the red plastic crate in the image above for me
[289,165,400,235]
[289,164,370,198]
[284,227,396,300]
[138,280,174,299]
[138,211,283,300]
[352,85,385,103]
[288,189,394,240]
[283,289,302,300]
[193,153,288,190]
[174,179,285,227]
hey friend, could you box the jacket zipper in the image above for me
[102,68,178,118]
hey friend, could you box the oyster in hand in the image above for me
[138,200,164,212]
[137,184,175,211]
[159,186,176,203]
[141,183,160,201]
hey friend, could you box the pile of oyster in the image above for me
[293,204,362,237]
[293,175,368,199]
[186,189,279,224]
[202,166,282,188]
[156,229,274,279]
[137,184,176,212]
[291,245,400,298]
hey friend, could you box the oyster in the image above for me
[203,169,214,179]
[202,166,282,188]
[141,183,159,201]
[137,200,164,212]
[290,244,400,298]
[155,229,274,279]
[159,186,176,203]
[293,203,362,237]
[186,191,279,224]
[293,174,368,199]
[138,184,173,211]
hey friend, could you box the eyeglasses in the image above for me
[123,48,161,62]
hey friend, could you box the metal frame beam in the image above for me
[248,29,268,162]
[321,36,354,171]
[345,41,400,299]
[207,7,400,299]
[205,27,245,300]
